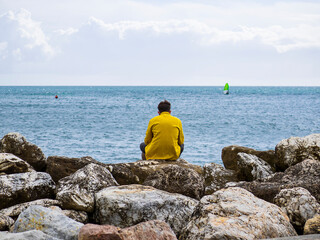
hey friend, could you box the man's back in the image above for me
[144,112,184,160]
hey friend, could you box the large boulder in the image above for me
[180,187,297,240]
[12,205,83,240]
[143,164,204,200]
[48,206,89,224]
[275,134,320,171]
[221,145,276,171]
[236,152,274,181]
[0,133,46,171]
[203,162,238,195]
[78,220,177,240]
[106,158,203,185]
[274,187,320,233]
[56,163,118,212]
[94,184,198,236]
[0,230,60,240]
[304,215,320,235]
[231,159,320,203]
[0,214,14,231]
[0,199,60,219]
[46,156,103,182]
[0,153,34,174]
[0,172,55,209]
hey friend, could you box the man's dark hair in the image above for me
[158,100,171,113]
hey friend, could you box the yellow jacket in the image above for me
[144,112,184,160]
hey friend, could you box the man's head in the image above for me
[158,100,171,113]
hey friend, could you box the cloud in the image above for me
[0,9,55,61]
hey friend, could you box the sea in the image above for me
[0,86,319,166]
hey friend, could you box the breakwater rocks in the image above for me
[0,132,320,240]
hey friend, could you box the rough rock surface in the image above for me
[203,162,238,195]
[304,215,320,235]
[180,187,297,240]
[237,152,274,181]
[275,134,320,171]
[0,214,14,231]
[95,184,198,236]
[120,220,177,240]
[0,153,34,174]
[49,206,89,224]
[221,145,276,171]
[0,199,60,219]
[274,187,320,233]
[12,205,83,240]
[0,132,46,171]
[46,155,103,182]
[143,164,204,199]
[0,171,55,209]
[0,230,60,240]
[78,220,177,240]
[106,158,203,185]
[56,163,118,212]
[231,159,320,203]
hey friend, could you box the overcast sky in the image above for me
[0,0,319,86]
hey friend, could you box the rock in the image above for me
[0,153,34,174]
[78,224,121,240]
[0,132,46,171]
[274,187,320,233]
[0,172,55,209]
[106,158,203,185]
[78,220,177,240]
[143,164,204,200]
[221,145,276,171]
[56,163,118,212]
[231,159,320,203]
[0,230,60,240]
[237,152,274,181]
[275,134,320,171]
[0,199,60,219]
[180,187,297,240]
[203,162,238,195]
[95,184,198,236]
[304,215,320,235]
[46,155,103,182]
[120,220,177,240]
[12,205,83,240]
[0,214,14,231]
[48,206,89,224]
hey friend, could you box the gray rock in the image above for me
[203,162,238,195]
[275,134,320,171]
[237,152,274,181]
[180,187,297,240]
[221,145,276,170]
[0,172,55,209]
[12,205,83,240]
[0,214,14,231]
[232,159,320,203]
[304,214,320,235]
[0,199,60,219]
[48,206,89,224]
[94,184,199,236]
[0,230,60,240]
[46,155,103,182]
[274,187,320,233]
[143,164,204,200]
[106,158,203,185]
[0,133,46,171]
[56,163,118,212]
[0,153,34,174]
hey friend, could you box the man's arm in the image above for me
[178,120,184,145]
[144,120,153,145]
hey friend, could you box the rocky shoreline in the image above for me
[0,132,319,240]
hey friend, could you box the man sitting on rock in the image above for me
[140,100,184,160]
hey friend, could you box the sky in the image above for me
[0,0,319,86]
